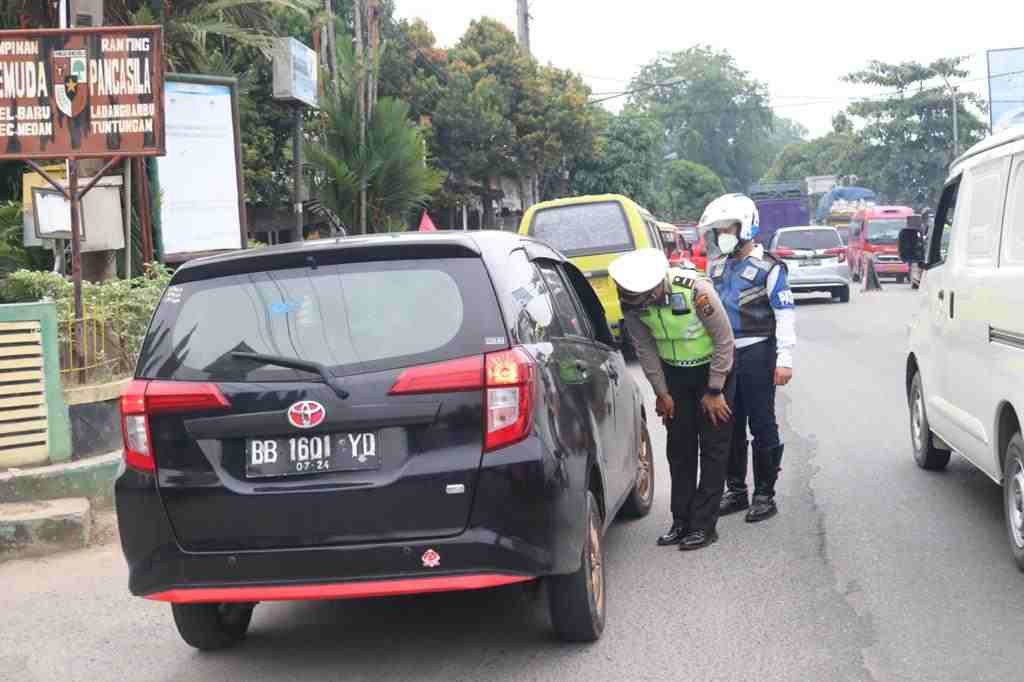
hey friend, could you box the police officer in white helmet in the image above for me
[699,194,796,523]
[609,248,736,550]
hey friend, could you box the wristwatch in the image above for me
[705,387,723,397]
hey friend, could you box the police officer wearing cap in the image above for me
[609,248,736,550]
[699,194,796,524]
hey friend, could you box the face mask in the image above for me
[717,233,739,254]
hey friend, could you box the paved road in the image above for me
[3,285,1023,681]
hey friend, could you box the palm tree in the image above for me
[306,54,446,233]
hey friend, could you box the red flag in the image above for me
[419,211,438,232]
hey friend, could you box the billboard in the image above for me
[987,47,1024,131]
[156,75,246,260]
[0,25,164,159]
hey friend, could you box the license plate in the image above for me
[800,259,822,267]
[245,433,379,478]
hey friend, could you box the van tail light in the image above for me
[773,248,795,257]
[387,350,535,452]
[485,348,535,452]
[388,355,484,395]
[825,247,847,263]
[120,380,231,473]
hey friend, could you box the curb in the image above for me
[0,451,120,508]
[0,497,92,560]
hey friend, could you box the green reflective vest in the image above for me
[637,280,714,367]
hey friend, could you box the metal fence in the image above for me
[59,316,124,386]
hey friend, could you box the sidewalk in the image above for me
[0,451,119,560]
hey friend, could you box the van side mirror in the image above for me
[898,228,924,264]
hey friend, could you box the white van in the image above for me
[902,127,1024,571]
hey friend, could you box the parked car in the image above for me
[518,194,666,351]
[848,205,914,283]
[116,231,654,649]
[900,126,1024,570]
[769,226,851,303]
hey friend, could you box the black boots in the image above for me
[679,528,718,551]
[745,445,783,522]
[657,523,687,546]
[745,495,778,523]
[719,489,749,515]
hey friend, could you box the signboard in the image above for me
[805,175,838,196]
[0,25,165,159]
[22,164,65,246]
[30,177,124,251]
[987,47,1024,131]
[272,38,318,108]
[156,75,246,260]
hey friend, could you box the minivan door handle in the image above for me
[938,290,945,301]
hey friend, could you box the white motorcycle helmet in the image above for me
[698,193,760,242]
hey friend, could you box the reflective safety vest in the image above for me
[637,280,714,367]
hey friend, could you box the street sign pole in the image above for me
[68,160,83,323]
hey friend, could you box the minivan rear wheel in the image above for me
[910,372,950,471]
[171,602,254,650]
[619,422,654,519]
[1002,434,1024,571]
[548,490,605,642]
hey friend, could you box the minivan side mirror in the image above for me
[898,228,924,264]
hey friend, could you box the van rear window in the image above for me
[776,229,842,250]
[529,201,633,257]
[137,258,504,382]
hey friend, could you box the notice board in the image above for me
[0,26,165,159]
[156,74,246,260]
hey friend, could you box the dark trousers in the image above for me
[664,362,735,532]
[726,339,783,497]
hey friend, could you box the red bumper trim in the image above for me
[145,574,534,604]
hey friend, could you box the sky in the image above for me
[393,0,1024,139]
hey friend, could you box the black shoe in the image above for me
[745,495,778,523]
[656,523,687,546]
[719,491,749,516]
[679,528,718,551]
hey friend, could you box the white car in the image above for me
[768,226,851,303]
[902,126,1024,570]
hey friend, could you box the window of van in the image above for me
[929,180,960,265]
[962,158,1009,266]
[866,219,905,244]
[1002,160,1024,265]
[529,201,634,257]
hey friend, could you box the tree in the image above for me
[842,57,987,207]
[762,115,865,184]
[570,108,665,211]
[629,46,775,191]
[663,160,725,222]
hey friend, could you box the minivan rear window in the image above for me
[529,201,633,257]
[137,258,504,382]
[776,229,842,250]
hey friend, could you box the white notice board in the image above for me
[157,77,245,258]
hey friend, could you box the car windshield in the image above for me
[867,218,906,244]
[529,201,633,257]
[776,229,842,250]
[137,258,504,382]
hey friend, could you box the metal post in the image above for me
[952,88,960,157]
[292,105,304,241]
[123,158,132,278]
[462,203,468,231]
[68,160,83,322]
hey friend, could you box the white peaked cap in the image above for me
[608,248,669,294]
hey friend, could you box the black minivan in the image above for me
[116,231,653,649]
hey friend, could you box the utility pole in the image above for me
[941,75,961,157]
[516,0,531,54]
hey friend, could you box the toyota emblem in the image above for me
[287,401,326,429]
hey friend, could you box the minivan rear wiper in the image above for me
[230,351,350,399]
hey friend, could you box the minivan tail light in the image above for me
[773,248,795,257]
[485,348,535,452]
[119,380,231,473]
[388,356,484,395]
[825,247,847,263]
